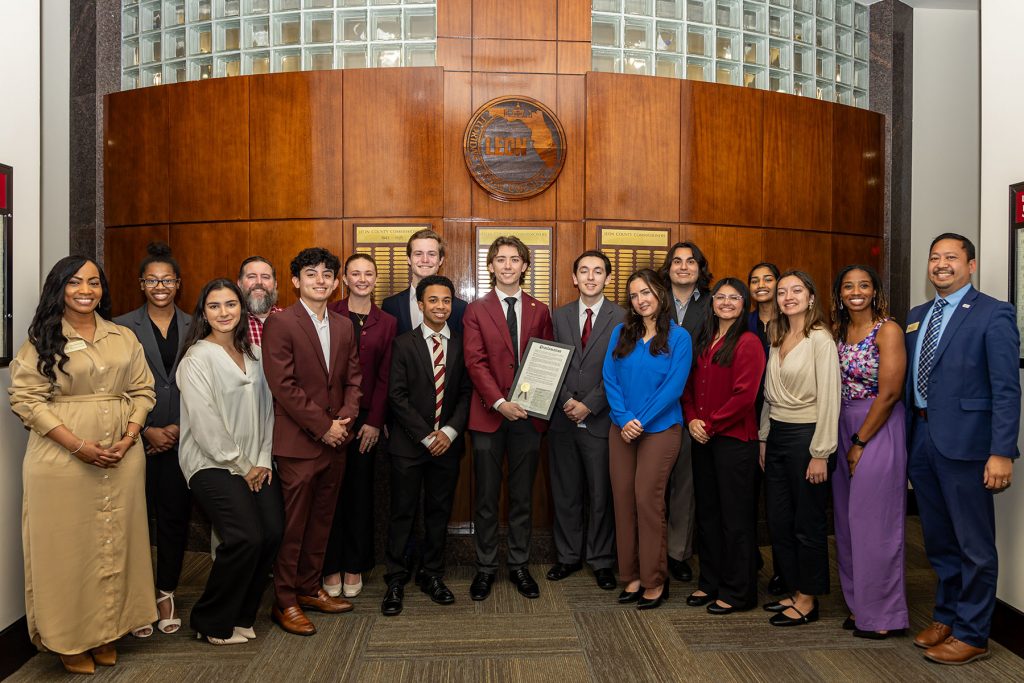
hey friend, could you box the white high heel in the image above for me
[157,590,182,634]
[322,580,343,598]
[196,631,248,645]
[343,578,363,598]
[233,626,256,640]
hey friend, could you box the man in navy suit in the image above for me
[905,233,1019,665]
[382,228,467,334]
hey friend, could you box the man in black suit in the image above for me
[382,228,467,334]
[659,241,713,583]
[381,275,472,617]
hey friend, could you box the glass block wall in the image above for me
[592,0,870,108]
[120,0,438,89]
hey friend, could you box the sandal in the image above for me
[131,623,154,638]
[196,631,248,645]
[156,590,182,634]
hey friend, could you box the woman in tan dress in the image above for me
[9,257,156,675]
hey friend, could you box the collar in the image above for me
[579,296,605,317]
[934,282,972,308]
[64,313,119,343]
[495,288,522,304]
[673,288,699,306]
[299,298,329,324]
[420,323,451,341]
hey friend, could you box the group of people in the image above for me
[8,229,1017,674]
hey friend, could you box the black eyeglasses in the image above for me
[140,278,179,288]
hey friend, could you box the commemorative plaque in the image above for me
[353,225,427,305]
[463,96,567,201]
[508,339,575,420]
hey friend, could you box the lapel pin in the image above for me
[962,303,971,309]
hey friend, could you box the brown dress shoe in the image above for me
[298,588,354,614]
[924,637,989,665]
[913,621,952,648]
[59,652,96,675]
[271,604,316,636]
[90,644,117,666]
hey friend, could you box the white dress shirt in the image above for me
[578,296,605,334]
[419,323,460,447]
[408,286,423,331]
[300,298,331,366]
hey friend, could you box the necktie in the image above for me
[581,308,593,348]
[505,296,519,368]
[916,298,949,401]
[431,334,445,430]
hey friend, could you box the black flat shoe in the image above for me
[686,591,715,607]
[853,628,906,640]
[380,582,404,617]
[767,574,787,596]
[842,615,857,631]
[594,568,617,591]
[617,588,642,604]
[668,558,692,582]
[470,572,495,601]
[509,567,540,599]
[546,562,583,581]
[762,596,795,613]
[769,599,819,627]
[417,574,455,605]
[707,600,753,615]
[637,580,670,610]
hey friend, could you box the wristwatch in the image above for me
[850,433,868,448]
[124,429,140,444]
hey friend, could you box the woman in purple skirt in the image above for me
[830,265,909,639]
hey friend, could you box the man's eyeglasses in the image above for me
[140,278,179,288]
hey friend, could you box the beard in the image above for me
[246,286,278,316]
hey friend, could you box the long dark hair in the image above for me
[659,241,713,293]
[695,278,750,367]
[28,256,112,382]
[179,279,256,362]
[830,264,890,342]
[614,269,674,358]
[768,269,828,346]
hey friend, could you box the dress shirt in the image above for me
[493,288,524,410]
[246,307,282,347]
[673,289,700,324]
[407,286,423,331]
[682,332,765,441]
[579,297,605,334]
[418,323,460,448]
[911,283,972,409]
[300,298,331,365]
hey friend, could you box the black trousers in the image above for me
[189,468,284,639]
[764,420,834,596]
[692,435,759,607]
[324,412,376,576]
[472,420,541,572]
[146,446,192,592]
[384,450,461,582]
[548,427,615,569]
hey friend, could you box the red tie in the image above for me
[432,334,445,430]
[581,308,593,348]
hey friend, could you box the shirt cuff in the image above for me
[493,398,506,410]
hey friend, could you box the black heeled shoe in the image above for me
[769,598,819,627]
[617,587,642,604]
[762,595,795,613]
[842,615,857,631]
[686,591,715,607]
[853,628,906,640]
[637,580,670,610]
[707,600,753,615]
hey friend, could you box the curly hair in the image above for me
[830,264,890,342]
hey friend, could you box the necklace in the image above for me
[352,311,368,325]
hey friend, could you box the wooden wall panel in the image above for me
[831,233,884,281]
[168,222,251,312]
[442,220,478,302]
[680,82,764,227]
[469,73,559,221]
[167,79,250,223]
[680,224,766,284]
[343,68,444,218]
[104,225,170,317]
[832,105,884,236]
[558,0,592,42]
[249,71,344,220]
[249,220,345,310]
[444,72,474,218]
[556,75,585,222]
[556,42,590,75]
[763,228,832,305]
[438,0,472,38]
[762,92,832,231]
[586,73,681,224]
[104,89,168,227]
[473,39,557,74]
[436,37,473,72]
[472,0,556,41]
[554,222,585,308]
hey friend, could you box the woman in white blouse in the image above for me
[759,270,840,627]
[177,279,283,645]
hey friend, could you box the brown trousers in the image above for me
[609,424,681,587]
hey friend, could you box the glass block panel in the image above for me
[244,0,270,13]
[686,0,711,23]
[304,45,335,70]
[855,2,868,31]
[686,24,712,56]
[815,78,833,100]
[123,7,140,36]
[655,0,684,20]
[854,60,868,89]
[141,1,163,31]
[716,61,739,85]
[304,11,334,43]
[815,0,833,21]
[593,15,621,48]
[123,37,141,68]
[815,49,832,78]
[715,29,739,61]
[592,49,621,72]
[141,64,163,86]
[163,59,188,83]
[623,50,653,75]
[625,0,653,15]
[768,7,789,38]
[594,0,623,11]
[244,16,270,47]
[371,43,403,67]
[793,12,812,43]
[743,34,765,65]
[216,20,241,51]
[122,69,140,90]
[215,52,241,76]
[305,0,335,7]
[624,18,652,50]
[339,11,368,41]
[189,55,213,79]
[141,33,162,63]
[164,0,186,26]
[243,50,271,74]
[274,0,301,9]
[835,55,851,85]
[686,56,712,81]
[406,8,436,40]
[793,44,812,74]
[768,39,790,69]
[769,0,791,7]
[836,85,852,105]
[340,45,368,68]
[769,68,790,92]
[742,2,765,32]
[656,21,683,53]
[793,73,813,96]
[273,13,301,45]
[793,0,811,13]
[836,0,853,26]
[655,54,684,78]
[215,0,241,17]
[188,0,213,21]
[854,88,867,108]
[815,21,833,49]
[836,26,852,55]
[371,9,401,41]
[167,27,187,58]
[405,44,435,66]
[275,48,302,71]
[743,65,765,88]
[188,22,213,54]
[716,0,740,28]
[371,0,402,5]
[854,30,868,60]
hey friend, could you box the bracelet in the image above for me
[69,439,85,455]
[124,429,139,444]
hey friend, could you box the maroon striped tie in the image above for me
[432,334,445,430]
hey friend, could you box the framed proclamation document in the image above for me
[507,338,574,420]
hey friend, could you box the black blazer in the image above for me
[114,305,191,428]
[387,327,472,461]
[382,287,468,335]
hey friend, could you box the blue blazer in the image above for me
[382,287,467,336]
[904,287,1020,461]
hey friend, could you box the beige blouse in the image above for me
[759,326,841,459]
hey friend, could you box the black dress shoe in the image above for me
[509,567,540,599]
[470,572,495,601]
[707,601,753,615]
[594,568,617,590]
[686,591,715,607]
[842,615,857,631]
[767,574,787,596]
[762,596,795,613]
[380,582,404,617]
[617,588,642,604]
[853,628,906,640]
[637,580,670,610]
[668,557,692,582]
[546,562,583,581]
[417,574,455,605]
[769,599,819,627]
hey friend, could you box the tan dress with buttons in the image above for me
[8,314,157,654]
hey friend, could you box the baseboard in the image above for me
[0,616,35,680]
[992,599,1024,658]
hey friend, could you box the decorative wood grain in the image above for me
[554,222,585,308]
[831,233,884,283]
[557,0,592,43]
[832,104,884,236]
[443,72,474,220]
[249,220,345,309]
[763,228,832,308]
[436,37,473,72]
[104,225,170,317]
[472,0,556,41]
[556,41,591,75]
[556,75,585,222]
[168,222,251,312]
[104,88,168,227]
[437,0,473,38]
[473,39,557,74]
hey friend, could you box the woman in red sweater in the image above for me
[683,277,766,614]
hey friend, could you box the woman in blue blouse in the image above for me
[604,268,692,610]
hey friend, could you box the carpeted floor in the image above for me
[9,518,1023,682]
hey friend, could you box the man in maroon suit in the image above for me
[463,235,554,601]
[262,247,362,636]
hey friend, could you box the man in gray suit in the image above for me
[547,250,624,590]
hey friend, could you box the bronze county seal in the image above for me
[463,96,567,201]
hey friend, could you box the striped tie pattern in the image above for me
[916,298,948,401]
[432,333,445,430]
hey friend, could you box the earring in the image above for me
[839,301,844,310]
[809,297,815,307]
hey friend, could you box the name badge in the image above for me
[65,340,87,353]
[906,322,920,333]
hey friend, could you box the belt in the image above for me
[52,393,127,403]
[913,406,927,420]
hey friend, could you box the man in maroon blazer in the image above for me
[463,236,554,601]
[262,247,363,636]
